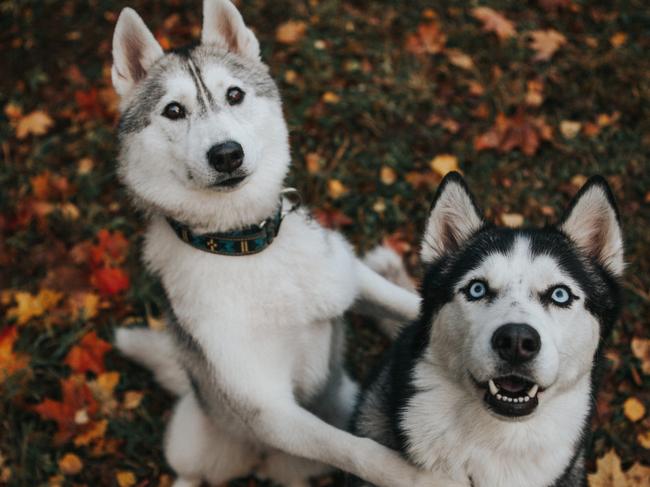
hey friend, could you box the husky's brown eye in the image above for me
[226,87,245,106]
[162,102,186,120]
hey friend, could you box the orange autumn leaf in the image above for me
[91,267,130,296]
[33,375,99,444]
[472,7,516,41]
[405,22,446,55]
[15,110,54,139]
[90,229,129,268]
[312,208,353,229]
[58,453,83,475]
[275,20,307,44]
[0,326,30,383]
[64,332,112,375]
[474,111,552,156]
[405,171,439,190]
[74,419,108,447]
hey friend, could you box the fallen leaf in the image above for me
[474,111,552,156]
[77,158,94,175]
[588,449,627,487]
[74,419,108,447]
[383,232,412,256]
[430,154,459,177]
[312,208,353,229]
[529,29,566,61]
[68,292,100,320]
[123,390,145,410]
[15,110,54,139]
[327,179,348,199]
[380,166,397,185]
[472,7,516,41]
[6,289,64,326]
[305,153,321,174]
[501,213,524,228]
[0,326,30,383]
[88,371,120,415]
[638,430,650,450]
[33,375,99,444]
[560,120,582,139]
[91,267,130,296]
[626,463,650,484]
[90,229,129,268]
[623,397,646,422]
[610,32,627,48]
[525,79,544,107]
[405,171,439,190]
[372,199,386,213]
[64,332,112,375]
[632,338,650,375]
[405,22,446,55]
[116,471,137,487]
[446,49,474,70]
[322,92,340,104]
[275,20,307,44]
[58,453,83,475]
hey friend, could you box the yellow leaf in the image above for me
[58,453,83,475]
[631,337,650,375]
[624,397,646,422]
[322,92,340,104]
[327,179,347,199]
[15,110,54,139]
[610,32,627,48]
[560,120,582,139]
[430,154,459,177]
[637,430,650,449]
[123,390,144,410]
[275,20,307,44]
[116,471,137,487]
[446,49,474,70]
[69,292,100,321]
[501,213,524,228]
[380,166,397,185]
[6,289,64,326]
[626,462,650,485]
[74,419,108,447]
[588,450,626,487]
[305,152,321,174]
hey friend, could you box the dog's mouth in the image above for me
[211,174,248,190]
[474,375,542,418]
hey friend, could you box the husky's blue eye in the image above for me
[162,102,185,120]
[549,286,572,305]
[466,280,488,300]
[227,86,245,105]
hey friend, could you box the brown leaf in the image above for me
[623,397,646,422]
[529,30,567,61]
[631,337,650,375]
[327,179,348,199]
[312,208,353,229]
[58,453,83,475]
[472,7,516,41]
[430,154,459,177]
[116,471,136,487]
[446,49,474,70]
[275,20,307,44]
[15,110,54,139]
[560,120,582,139]
[380,166,397,185]
[405,22,446,55]
[474,111,552,156]
[405,171,439,190]
[500,213,524,228]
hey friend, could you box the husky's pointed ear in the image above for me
[201,0,260,60]
[421,172,484,264]
[112,8,163,97]
[559,176,624,277]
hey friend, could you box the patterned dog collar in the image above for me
[167,205,283,256]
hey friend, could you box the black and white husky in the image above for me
[111,1,465,486]
[352,172,624,487]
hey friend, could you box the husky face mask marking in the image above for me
[112,2,286,231]
[419,174,623,421]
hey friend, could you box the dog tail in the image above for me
[115,327,190,396]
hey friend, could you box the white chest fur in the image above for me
[143,211,360,397]
[402,361,591,487]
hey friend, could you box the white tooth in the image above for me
[489,379,498,395]
[496,394,503,400]
[528,384,539,398]
[524,396,530,402]
[506,397,512,402]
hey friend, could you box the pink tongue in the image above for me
[495,378,526,393]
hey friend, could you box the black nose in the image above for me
[491,323,541,365]
[207,141,244,173]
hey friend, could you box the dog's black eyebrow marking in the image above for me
[184,58,209,114]
[191,59,216,108]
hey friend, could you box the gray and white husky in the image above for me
[111,1,465,486]
[352,172,624,487]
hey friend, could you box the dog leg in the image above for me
[257,451,332,487]
[165,393,261,486]
[354,258,421,338]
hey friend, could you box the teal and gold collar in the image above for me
[166,190,300,256]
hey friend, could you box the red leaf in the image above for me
[91,267,130,296]
[312,208,354,229]
[90,229,129,268]
[33,375,99,444]
[64,331,112,375]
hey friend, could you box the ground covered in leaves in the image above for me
[1,0,649,485]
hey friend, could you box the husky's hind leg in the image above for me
[165,393,261,486]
